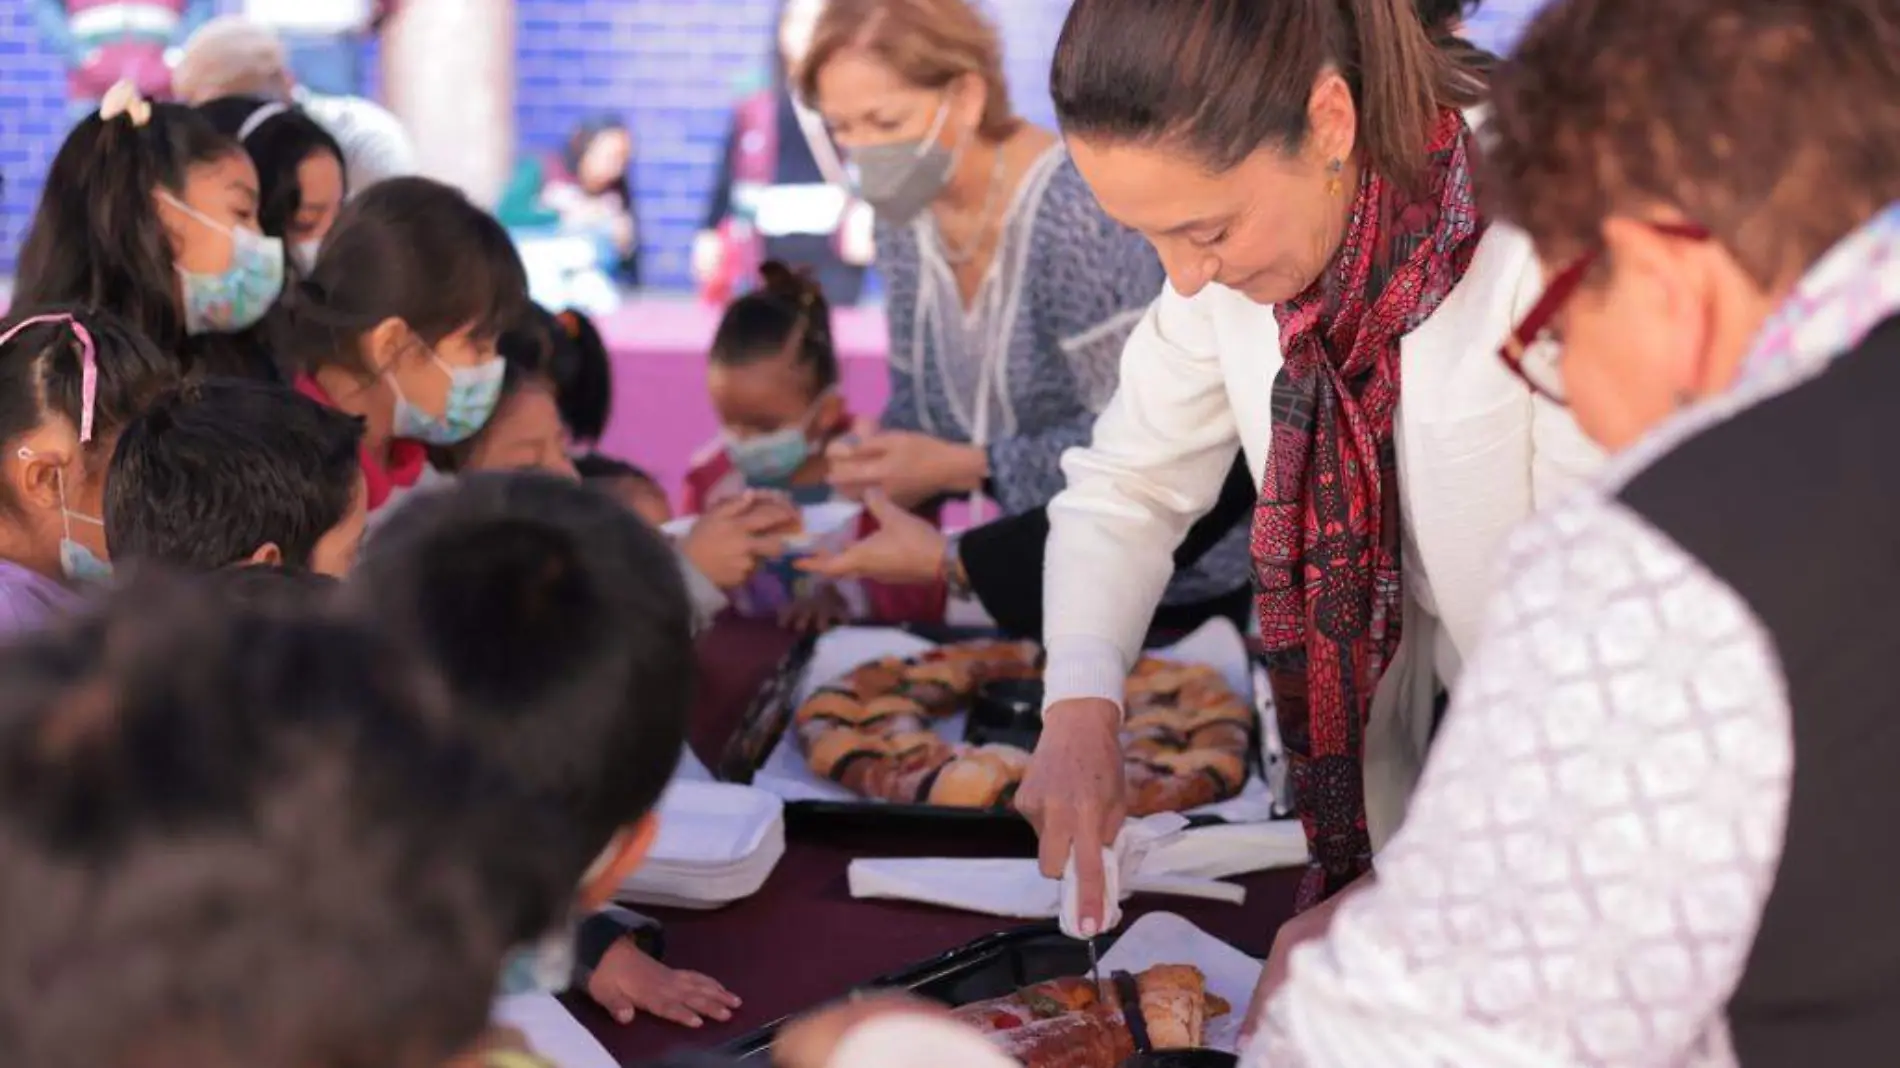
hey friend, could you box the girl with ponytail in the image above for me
[14,82,286,381]
[685,262,936,630]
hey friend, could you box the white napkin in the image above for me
[492,994,616,1068]
[847,815,1308,922]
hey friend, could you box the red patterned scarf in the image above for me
[1252,110,1483,910]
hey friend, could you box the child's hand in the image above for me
[681,492,798,589]
[588,938,742,1028]
[781,584,850,633]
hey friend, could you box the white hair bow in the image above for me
[99,80,153,127]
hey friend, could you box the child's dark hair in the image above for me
[13,106,243,360]
[0,575,569,1068]
[196,95,348,246]
[104,377,365,570]
[350,472,694,880]
[1417,0,1482,36]
[574,451,658,487]
[547,306,614,446]
[0,307,179,498]
[199,563,344,614]
[272,176,530,380]
[710,261,838,395]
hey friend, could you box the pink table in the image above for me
[593,298,891,509]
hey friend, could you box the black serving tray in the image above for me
[720,922,1116,1060]
[717,624,1271,830]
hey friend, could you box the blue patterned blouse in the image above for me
[877,145,1252,605]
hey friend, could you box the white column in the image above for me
[380,0,514,207]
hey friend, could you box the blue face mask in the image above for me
[389,348,506,446]
[727,426,811,484]
[41,459,111,584]
[723,394,829,485]
[161,193,286,335]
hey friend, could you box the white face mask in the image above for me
[290,238,323,274]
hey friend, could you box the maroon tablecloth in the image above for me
[578,619,1301,1064]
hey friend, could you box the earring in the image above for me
[1326,158,1344,197]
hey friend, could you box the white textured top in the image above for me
[1248,426,1798,1068]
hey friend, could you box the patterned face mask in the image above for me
[388,346,507,446]
[160,192,286,335]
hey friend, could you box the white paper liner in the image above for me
[1097,911,1264,1053]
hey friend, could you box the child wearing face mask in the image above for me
[196,96,350,281]
[13,82,287,383]
[685,262,942,629]
[272,176,525,518]
[0,308,180,633]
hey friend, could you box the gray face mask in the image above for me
[845,98,962,226]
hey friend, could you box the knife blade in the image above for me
[1086,935,1104,999]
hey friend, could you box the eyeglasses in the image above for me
[1497,220,1711,405]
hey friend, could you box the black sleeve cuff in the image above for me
[570,908,664,988]
[958,508,1051,639]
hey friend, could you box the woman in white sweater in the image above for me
[1017,0,1600,940]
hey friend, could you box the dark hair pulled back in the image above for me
[0,306,180,493]
[1050,0,1483,187]
[709,262,838,394]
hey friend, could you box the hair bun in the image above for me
[756,260,821,308]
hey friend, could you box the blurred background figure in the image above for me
[694,0,872,307]
[32,0,213,116]
[237,0,387,97]
[172,13,414,193]
[497,115,644,311]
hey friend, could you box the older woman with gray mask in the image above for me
[800,0,1253,622]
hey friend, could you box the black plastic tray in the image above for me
[716,625,1269,830]
[720,922,1114,1059]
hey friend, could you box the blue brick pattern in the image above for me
[1,0,1544,286]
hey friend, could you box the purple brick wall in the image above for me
[0,0,1542,286]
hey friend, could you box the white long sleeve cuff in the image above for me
[1041,634,1130,712]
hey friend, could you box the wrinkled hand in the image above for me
[781,583,851,633]
[680,492,799,589]
[773,993,950,1068]
[1239,871,1375,1043]
[587,938,742,1029]
[827,431,986,510]
[799,492,946,586]
[1015,698,1127,936]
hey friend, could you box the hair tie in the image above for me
[0,314,99,444]
[236,101,291,142]
[555,310,583,340]
[98,80,152,127]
